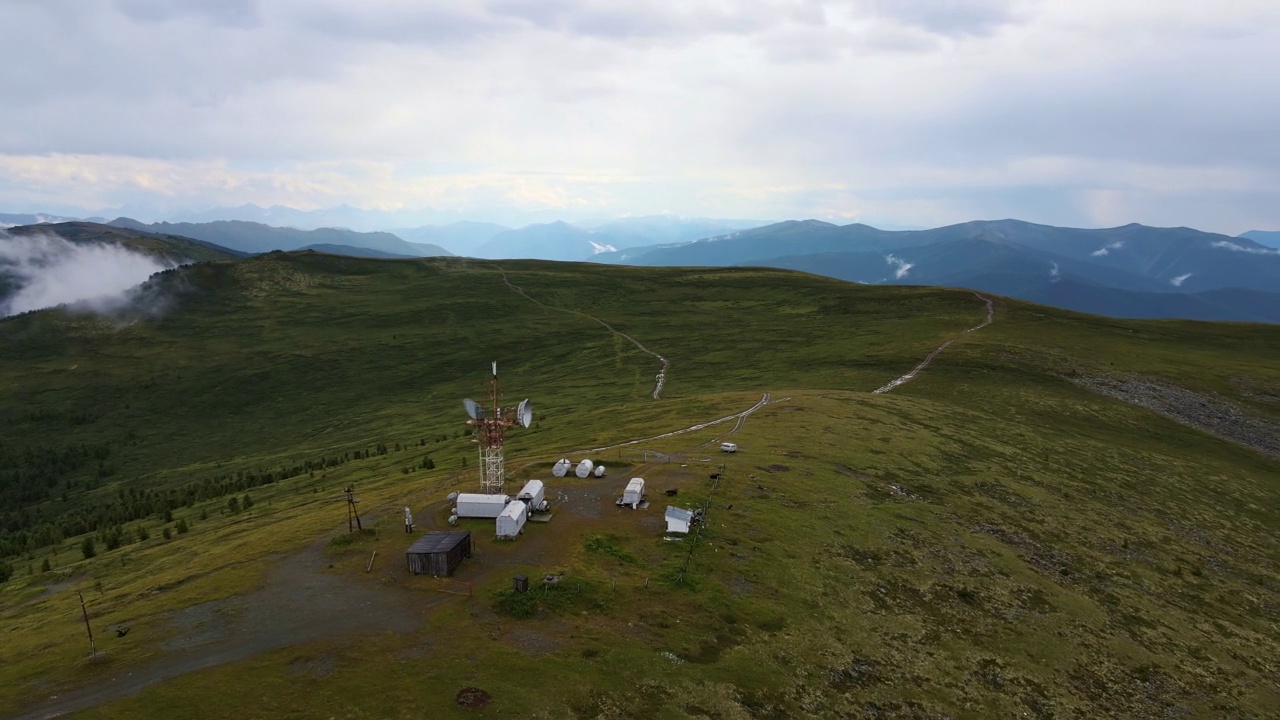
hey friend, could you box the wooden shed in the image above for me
[406,531,472,577]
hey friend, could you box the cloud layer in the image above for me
[0,232,171,316]
[1,1,1278,232]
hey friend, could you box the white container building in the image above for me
[621,478,645,509]
[517,479,546,512]
[665,506,694,534]
[496,500,528,538]
[455,493,511,518]
[575,459,595,478]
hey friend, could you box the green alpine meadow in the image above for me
[0,251,1276,718]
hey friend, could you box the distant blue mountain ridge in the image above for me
[592,219,1280,323]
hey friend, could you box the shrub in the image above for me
[585,535,637,564]
[81,537,96,559]
[176,518,189,534]
[493,579,602,619]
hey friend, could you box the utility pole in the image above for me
[345,485,362,533]
[77,591,96,658]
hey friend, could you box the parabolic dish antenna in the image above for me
[517,399,533,428]
[463,398,484,420]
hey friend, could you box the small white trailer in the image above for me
[517,479,547,512]
[720,442,737,453]
[496,500,528,538]
[619,478,646,509]
[454,493,511,518]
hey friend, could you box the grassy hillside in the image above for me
[0,254,1276,719]
[4,221,243,263]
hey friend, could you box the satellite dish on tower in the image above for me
[517,399,533,428]
[463,398,484,420]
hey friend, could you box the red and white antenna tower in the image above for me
[463,362,532,494]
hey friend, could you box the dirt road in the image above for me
[12,541,432,720]
[873,292,993,394]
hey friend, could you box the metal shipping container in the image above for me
[405,531,472,576]
[517,479,546,511]
[455,493,511,518]
[496,500,528,538]
[622,478,645,508]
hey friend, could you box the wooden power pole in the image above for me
[344,485,362,533]
[77,591,96,658]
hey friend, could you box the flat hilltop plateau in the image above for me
[0,253,1277,719]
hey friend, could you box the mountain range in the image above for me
[5,209,1280,322]
[106,218,452,257]
[5,221,243,263]
[449,216,765,261]
[596,219,1280,323]
[1241,230,1280,249]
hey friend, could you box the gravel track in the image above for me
[873,292,993,394]
[580,393,771,454]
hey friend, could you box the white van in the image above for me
[720,442,738,453]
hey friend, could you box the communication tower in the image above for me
[463,362,533,493]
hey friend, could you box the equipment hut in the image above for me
[496,500,528,539]
[455,493,511,518]
[516,479,546,512]
[406,531,472,576]
[665,506,694,534]
[621,478,646,509]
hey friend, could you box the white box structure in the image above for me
[455,493,511,518]
[622,478,645,509]
[517,479,546,512]
[496,500,528,538]
[665,506,694,534]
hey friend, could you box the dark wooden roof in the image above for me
[406,531,471,555]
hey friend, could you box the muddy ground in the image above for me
[10,462,704,720]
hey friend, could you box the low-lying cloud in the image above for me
[1049,261,1060,282]
[0,231,173,317]
[1169,272,1192,287]
[1210,240,1280,256]
[1090,240,1124,257]
[884,253,913,279]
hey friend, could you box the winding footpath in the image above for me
[872,292,994,395]
[493,266,670,399]
[582,393,771,454]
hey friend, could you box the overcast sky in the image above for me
[1,0,1277,232]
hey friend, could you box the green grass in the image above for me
[0,253,1277,718]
